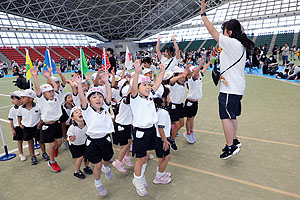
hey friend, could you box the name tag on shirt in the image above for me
[86,139,91,146]
[187,102,193,107]
[136,130,144,139]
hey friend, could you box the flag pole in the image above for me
[80,48,84,81]
[25,48,32,90]
[48,49,52,76]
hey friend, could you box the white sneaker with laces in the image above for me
[183,132,195,144]
[19,154,26,161]
[132,178,147,196]
[35,151,40,156]
[191,132,197,143]
[153,175,172,184]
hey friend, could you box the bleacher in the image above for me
[64,46,81,58]
[178,41,190,50]
[79,46,98,58]
[297,33,300,48]
[161,43,174,51]
[50,46,76,60]
[89,46,102,56]
[0,47,25,65]
[186,40,204,51]
[17,47,44,61]
[274,33,294,47]
[202,39,217,49]
[255,35,273,47]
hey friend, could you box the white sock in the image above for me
[156,171,164,179]
[134,173,143,185]
[102,164,110,173]
[141,163,147,176]
[95,179,102,187]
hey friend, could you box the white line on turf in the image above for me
[0,144,29,157]
[0,93,10,97]
[0,118,10,123]
[0,105,12,109]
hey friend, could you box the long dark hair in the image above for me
[222,19,254,50]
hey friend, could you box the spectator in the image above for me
[264,55,278,75]
[272,45,278,60]
[281,43,289,66]
[38,60,43,72]
[3,61,8,75]
[291,45,297,61]
[276,62,299,80]
[107,48,116,74]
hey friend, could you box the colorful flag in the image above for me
[43,49,56,73]
[25,49,34,81]
[125,46,133,70]
[80,48,88,75]
[101,48,111,72]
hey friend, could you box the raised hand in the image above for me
[133,59,142,73]
[157,35,162,40]
[73,74,81,84]
[201,0,208,13]
[101,73,109,82]
[56,66,61,74]
[42,70,51,78]
[47,66,53,74]
[171,34,176,41]
[159,63,165,73]
[30,68,38,77]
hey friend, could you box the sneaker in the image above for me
[34,151,40,156]
[101,166,113,180]
[220,145,240,160]
[183,132,194,144]
[112,160,127,173]
[142,175,148,189]
[164,171,172,177]
[48,161,61,172]
[96,184,107,196]
[153,175,172,184]
[149,154,155,160]
[168,138,178,151]
[74,170,86,179]
[191,132,197,143]
[122,156,134,167]
[54,147,59,157]
[42,152,50,161]
[31,156,38,165]
[83,166,93,175]
[19,154,27,161]
[132,178,147,197]
[233,138,242,148]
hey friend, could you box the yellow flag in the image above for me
[25,49,34,81]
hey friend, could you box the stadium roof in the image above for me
[0,0,228,41]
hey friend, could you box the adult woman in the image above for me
[201,0,254,159]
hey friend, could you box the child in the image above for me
[8,91,24,161]
[141,57,157,81]
[183,59,210,144]
[62,92,74,146]
[168,66,189,151]
[17,89,41,165]
[73,73,114,197]
[67,106,93,179]
[31,67,63,172]
[153,86,172,184]
[130,60,165,197]
[112,84,133,173]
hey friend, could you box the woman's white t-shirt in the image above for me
[160,55,179,73]
[219,34,246,95]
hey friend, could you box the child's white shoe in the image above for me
[19,154,26,161]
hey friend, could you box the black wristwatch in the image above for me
[201,12,207,17]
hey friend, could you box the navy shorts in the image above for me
[132,125,157,158]
[169,103,184,122]
[69,144,86,158]
[184,99,198,118]
[13,126,24,141]
[113,123,132,146]
[155,137,170,158]
[40,121,63,143]
[85,135,114,164]
[218,92,243,120]
[23,125,38,141]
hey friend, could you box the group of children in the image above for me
[8,36,210,197]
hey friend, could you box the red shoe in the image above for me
[48,161,61,172]
[54,147,59,157]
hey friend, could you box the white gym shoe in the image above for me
[101,165,113,180]
[183,132,195,144]
[122,156,134,167]
[132,178,147,197]
[112,160,127,173]
[191,132,197,143]
[35,151,40,156]
[95,184,107,196]
[153,175,172,184]
[149,154,155,160]
[19,154,26,161]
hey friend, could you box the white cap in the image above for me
[130,75,151,87]
[51,76,60,82]
[21,89,36,98]
[109,75,121,83]
[154,85,164,98]
[163,71,174,80]
[121,85,130,97]
[40,84,54,93]
[118,79,127,89]
[173,66,184,73]
[70,106,81,117]
[86,86,104,99]
[10,91,22,98]
[64,92,72,99]
[142,68,152,75]
[189,66,198,73]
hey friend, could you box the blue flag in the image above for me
[43,49,56,73]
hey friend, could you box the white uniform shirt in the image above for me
[81,103,114,139]
[219,34,246,95]
[150,65,157,75]
[8,105,20,128]
[170,82,186,104]
[63,104,72,126]
[130,93,158,129]
[155,108,171,138]
[111,88,121,106]
[57,84,65,105]
[37,92,62,122]
[17,103,41,127]
[72,94,81,107]
[187,74,203,101]
[115,97,133,125]
[160,55,179,73]
[67,123,87,145]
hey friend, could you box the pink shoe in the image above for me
[164,172,171,177]
[153,175,172,184]
[112,160,127,173]
[122,156,134,167]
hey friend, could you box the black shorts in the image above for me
[69,144,86,158]
[113,123,132,146]
[184,99,198,118]
[132,125,157,158]
[40,121,63,143]
[23,125,38,141]
[85,134,114,164]
[169,103,184,122]
[218,92,243,120]
[155,137,170,158]
[13,126,24,141]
